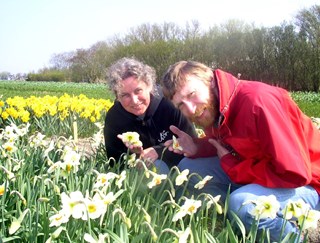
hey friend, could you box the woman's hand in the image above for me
[117,134,143,154]
[140,147,159,167]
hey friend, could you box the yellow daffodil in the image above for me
[0,182,8,196]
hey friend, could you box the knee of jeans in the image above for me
[177,157,193,171]
[228,191,255,226]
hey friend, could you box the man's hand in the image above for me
[164,125,198,157]
[208,139,230,158]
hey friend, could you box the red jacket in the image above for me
[194,69,320,194]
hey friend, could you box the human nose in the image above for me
[131,94,140,103]
[182,100,196,115]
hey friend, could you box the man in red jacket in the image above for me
[161,60,320,241]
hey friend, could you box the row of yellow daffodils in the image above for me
[0,94,113,124]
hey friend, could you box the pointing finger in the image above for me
[169,125,186,137]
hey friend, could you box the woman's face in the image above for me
[116,76,152,116]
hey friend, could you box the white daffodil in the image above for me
[172,198,202,221]
[282,199,310,220]
[124,153,138,167]
[59,149,81,175]
[14,122,30,137]
[82,197,104,220]
[94,172,118,189]
[206,194,223,214]
[248,195,280,220]
[29,132,47,148]
[43,140,55,158]
[172,135,183,151]
[2,141,17,155]
[49,210,69,227]
[177,227,191,243]
[93,189,124,214]
[116,170,126,188]
[175,169,189,186]
[120,131,143,147]
[147,171,167,188]
[84,232,108,243]
[194,175,213,189]
[298,209,320,230]
[62,149,81,165]
[3,125,18,141]
[60,191,86,219]
[9,209,29,235]
[47,161,62,174]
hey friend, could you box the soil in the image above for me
[307,226,320,242]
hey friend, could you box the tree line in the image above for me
[28,5,319,92]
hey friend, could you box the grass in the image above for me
[0,80,114,100]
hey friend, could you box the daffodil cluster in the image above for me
[245,195,320,231]
[0,94,113,137]
[2,120,318,243]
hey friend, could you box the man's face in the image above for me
[172,76,216,128]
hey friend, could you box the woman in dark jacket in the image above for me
[104,57,196,172]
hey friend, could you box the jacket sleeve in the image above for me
[221,90,312,188]
[190,137,218,158]
[154,99,198,166]
[103,113,127,163]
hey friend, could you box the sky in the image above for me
[0,0,319,74]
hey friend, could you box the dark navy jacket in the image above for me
[104,94,197,168]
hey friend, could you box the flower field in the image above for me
[0,87,320,242]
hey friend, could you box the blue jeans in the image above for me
[178,156,242,202]
[153,159,170,174]
[178,156,320,241]
[229,184,320,242]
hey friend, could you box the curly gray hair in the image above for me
[106,57,157,96]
